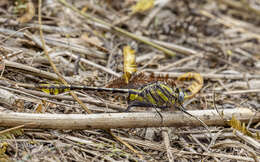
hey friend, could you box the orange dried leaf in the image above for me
[177,72,204,99]
[123,46,137,84]
[132,0,154,13]
[35,104,43,113]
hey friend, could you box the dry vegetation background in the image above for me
[0,0,260,161]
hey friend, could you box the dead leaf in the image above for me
[35,103,43,113]
[132,0,154,13]
[18,0,35,23]
[123,46,137,84]
[177,72,204,99]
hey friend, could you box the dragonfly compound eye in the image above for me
[178,90,185,102]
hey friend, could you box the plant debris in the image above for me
[0,0,259,161]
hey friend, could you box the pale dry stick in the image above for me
[247,113,255,132]
[234,130,260,150]
[199,10,260,41]
[192,132,235,140]
[146,71,260,80]
[235,48,259,62]
[158,53,203,71]
[0,125,24,136]
[121,136,164,152]
[54,51,121,77]
[25,23,79,34]
[217,79,230,92]
[179,137,198,153]
[44,37,106,59]
[73,145,116,161]
[136,52,156,63]
[162,130,174,162]
[213,91,225,122]
[189,135,220,162]
[212,141,258,162]
[2,60,77,82]
[141,0,169,28]
[0,88,19,106]
[24,32,52,52]
[190,134,208,151]
[212,34,255,45]
[216,0,260,16]
[0,26,31,44]
[58,0,176,57]
[208,52,246,72]
[208,65,227,75]
[0,108,258,129]
[172,149,256,162]
[223,89,260,95]
[148,38,198,56]
[0,28,25,38]
[0,60,5,77]
[126,135,256,161]
[82,1,112,20]
[221,14,260,35]
[254,122,260,130]
[207,129,223,150]
[139,55,163,71]
[38,0,91,114]
[0,27,106,59]
[2,50,23,60]
[121,137,256,161]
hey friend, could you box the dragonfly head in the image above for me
[176,88,185,103]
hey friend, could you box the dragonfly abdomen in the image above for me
[37,84,130,95]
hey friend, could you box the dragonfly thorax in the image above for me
[127,82,186,109]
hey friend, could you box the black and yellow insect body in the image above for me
[126,82,184,110]
[38,84,129,95]
[37,82,185,112]
[37,82,211,136]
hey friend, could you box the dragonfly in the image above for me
[38,82,184,112]
[37,81,211,135]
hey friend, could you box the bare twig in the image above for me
[2,60,76,82]
[57,0,176,57]
[162,130,174,162]
[145,72,260,80]
[0,108,258,129]
[233,130,260,150]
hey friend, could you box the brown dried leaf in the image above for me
[18,1,35,23]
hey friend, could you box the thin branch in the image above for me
[57,0,176,57]
[146,71,260,80]
[162,130,174,162]
[38,0,91,114]
[0,108,258,130]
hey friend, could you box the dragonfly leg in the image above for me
[126,101,153,112]
[126,101,164,123]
